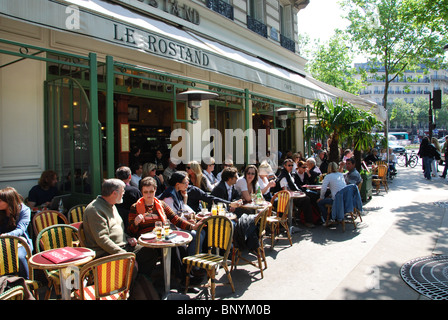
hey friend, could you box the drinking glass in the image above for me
[155,221,163,240]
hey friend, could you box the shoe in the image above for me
[440,175,446,178]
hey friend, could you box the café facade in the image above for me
[0,0,340,201]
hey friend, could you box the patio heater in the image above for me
[176,89,219,121]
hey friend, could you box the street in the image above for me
[213,163,448,300]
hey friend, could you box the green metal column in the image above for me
[106,55,115,178]
[89,52,101,196]
[245,88,250,165]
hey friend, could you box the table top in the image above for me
[240,200,272,210]
[138,230,193,248]
[289,191,306,198]
[301,185,322,190]
[29,247,95,270]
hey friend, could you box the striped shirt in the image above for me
[128,198,194,237]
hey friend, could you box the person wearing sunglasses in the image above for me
[273,159,315,228]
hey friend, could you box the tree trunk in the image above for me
[328,132,340,163]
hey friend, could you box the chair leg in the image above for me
[208,269,216,300]
[184,264,193,294]
[256,248,264,279]
[270,223,276,249]
[223,264,235,293]
[281,221,292,246]
[341,219,346,232]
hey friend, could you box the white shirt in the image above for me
[320,172,346,200]
[225,182,234,201]
[235,177,259,194]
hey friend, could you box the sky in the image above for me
[297,0,349,44]
[296,0,365,63]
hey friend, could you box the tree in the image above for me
[341,0,448,144]
[306,32,368,95]
[305,98,381,167]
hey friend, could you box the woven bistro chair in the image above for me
[32,209,69,241]
[231,205,271,278]
[0,235,42,299]
[0,285,25,300]
[36,224,79,300]
[182,215,235,300]
[266,190,291,249]
[372,164,388,194]
[67,204,86,224]
[75,252,135,300]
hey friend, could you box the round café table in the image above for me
[29,247,95,300]
[138,230,192,295]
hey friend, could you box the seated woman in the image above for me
[27,170,59,208]
[317,162,347,226]
[0,187,33,279]
[186,161,212,192]
[234,165,261,204]
[129,177,204,254]
[158,172,205,255]
[257,161,276,201]
[140,163,165,197]
[201,157,219,190]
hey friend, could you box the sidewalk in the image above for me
[219,164,448,300]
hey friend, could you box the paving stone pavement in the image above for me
[195,164,448,301]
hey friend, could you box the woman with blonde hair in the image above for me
[140,163,165,196]
[186,160,211,192]
[0,187,33,279]
[257,161,276,201]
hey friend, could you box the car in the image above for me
[389,141,406,154]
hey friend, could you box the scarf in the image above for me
[135,196,167,224]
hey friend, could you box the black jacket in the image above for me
[211,180,240,202]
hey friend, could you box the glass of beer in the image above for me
[164,221,170,237]
[155,221,163,240]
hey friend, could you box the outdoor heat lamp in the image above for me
[176,89,219,121]
[276,107,298,129]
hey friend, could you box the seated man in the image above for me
[211,166,240,203]
[83,178,158,278]
[274,159,315,228]
[305,158,321,185]
[344,158,362,186]
[27,170,59,208]
[115,166,142,231]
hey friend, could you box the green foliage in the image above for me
[341,0,448,109]
[306,32,368,95]
[305,98,382,163]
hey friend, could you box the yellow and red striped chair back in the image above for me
[0,235,31,276]
[68,204,86,223]
[36,224,78,252]
[271,190,290,219]
[78,253,135,300]
[32,210,69,237]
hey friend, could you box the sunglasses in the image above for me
[286,164,293,167]
[186,166,191,169]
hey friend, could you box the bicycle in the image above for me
[397,150,419,168]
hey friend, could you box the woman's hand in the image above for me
[134,214,145,226]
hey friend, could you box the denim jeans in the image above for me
[317,197,334,222]
[423,156,433,180]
